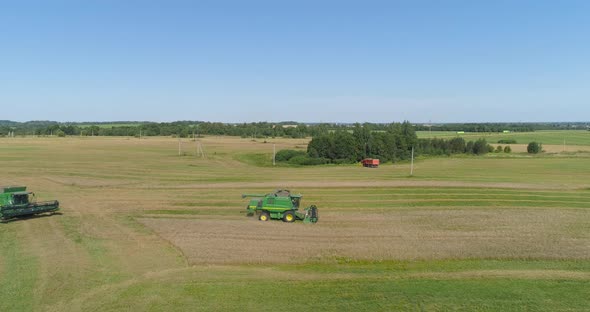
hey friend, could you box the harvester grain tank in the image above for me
[242,189,318,223]
[0,186,59,221]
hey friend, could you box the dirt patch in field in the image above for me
[139,208,590,264]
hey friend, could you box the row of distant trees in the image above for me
[306,122,417,163]
[277,134,543,166]
[414,122,590,132]
[2,121,400,138]
[416,138,494,156]
[282,123,549,165]
[0,121,315,138]
[2,120,588,138]
[301,128,502,165]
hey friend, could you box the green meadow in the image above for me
[418,130,590,145]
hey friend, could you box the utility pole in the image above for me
[200,141,206,158]
[563,138,566,152]
[195,139,205,158]
[273,144,276,166]
[178,137,182,156]
[410,146,414,176]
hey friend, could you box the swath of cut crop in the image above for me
[139,208,590,264]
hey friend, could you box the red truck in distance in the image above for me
[361,158,379,168]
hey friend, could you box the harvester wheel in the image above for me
[259,211,270,221]
[282,211,295,222]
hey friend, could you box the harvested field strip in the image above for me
[170,197,589,210]
[0,225,38,312]
[318,201,589,209]
[124,181,589,190]
[148,209,236,216]
[169,188,590,200]
[168,201,590,210]
[316,198,590,204]
[139,208,590,264]
[176,194,590,203]
[179,190,590,200]
[316,195,590,203]
[158,187,590,214]
[306,188,590,196]
[79,265,590,311]
[172,202,230,207]
[281,259,590,273]
[83,272,587,312]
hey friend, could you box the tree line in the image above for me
[414,122,590,132]
[0,121,317,138]
[306,122,418,164]
[281,125,505,165]
[1,120,588,138]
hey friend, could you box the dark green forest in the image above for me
[1,120,588,138]
[298,123,497,165]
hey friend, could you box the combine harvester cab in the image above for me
[0,186,60,221]
[242,189,318,223]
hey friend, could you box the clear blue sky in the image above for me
[1,0,589,123]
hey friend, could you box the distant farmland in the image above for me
[1,135,590,311]
[417,129,590,145]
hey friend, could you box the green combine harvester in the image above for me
[0,186,60,221]
[242,190,318,223]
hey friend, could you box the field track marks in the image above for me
[20,214,89,310]
[61,265,590,310]
[41,176,141,188]
[140,209,590,264]
[29,186,184,312]
[412,270,590,280]
[134,180,586,190]
[42,215,186,311]
[63,267,193,310]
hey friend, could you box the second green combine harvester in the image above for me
[242,190,318,223]
[0,186,60,221]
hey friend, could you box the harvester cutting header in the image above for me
[242,189,318,223]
